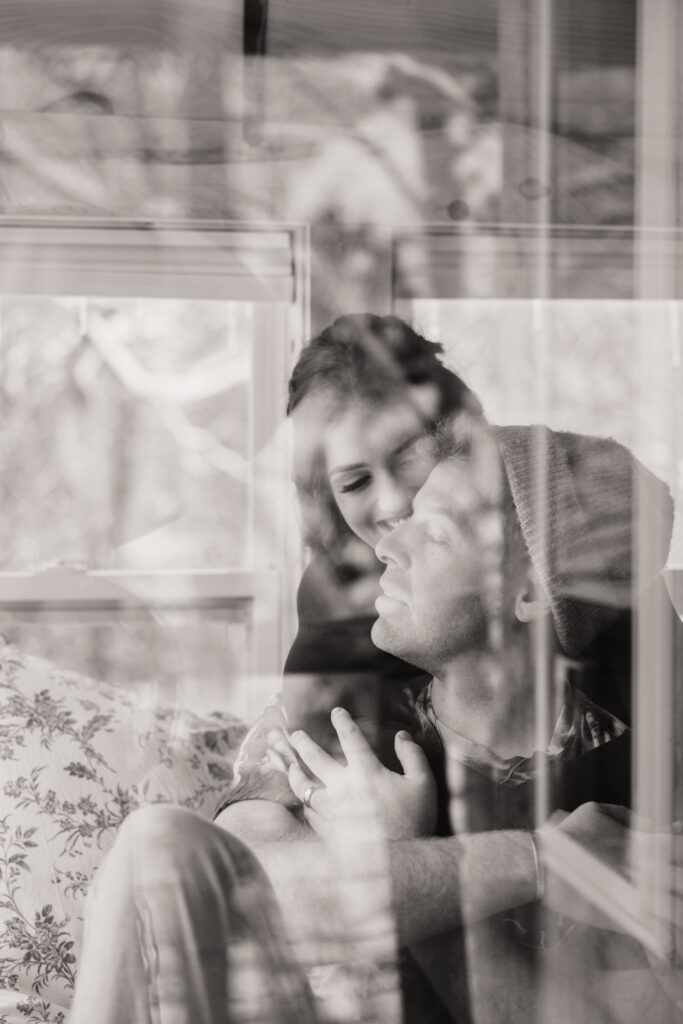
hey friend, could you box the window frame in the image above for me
[0,217,309,719]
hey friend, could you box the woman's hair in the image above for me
[287,313,483,554]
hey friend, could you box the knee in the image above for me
[93,806,281,951]
[101,804,208,887]
[112,804,262,895]
[117,803,197,854]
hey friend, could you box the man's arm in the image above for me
[388,830,538,945]
[234,828,538,954]
[217,713,537,951]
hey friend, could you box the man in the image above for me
[370,420,644,828]
[287,418,680,1021]
[70,420,681,1024]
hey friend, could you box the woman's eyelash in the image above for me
[339,476,370,494]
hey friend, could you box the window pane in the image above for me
[1,605,251,716]
[0,296,253,572]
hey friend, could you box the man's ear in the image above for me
[514,579,551,623]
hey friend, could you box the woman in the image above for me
[210,315,483,1021]
[216,313,484,820]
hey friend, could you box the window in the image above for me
[394,222,683,957]
[0,221,308,720]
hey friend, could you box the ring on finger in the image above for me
[303,783,322,809]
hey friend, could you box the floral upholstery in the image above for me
[0,640,246,1023]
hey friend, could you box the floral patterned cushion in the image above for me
[0,992,66,1024]
[0,640,247,1021]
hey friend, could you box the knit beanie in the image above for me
[491,425,674,657]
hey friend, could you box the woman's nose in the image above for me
[374,469,412,519]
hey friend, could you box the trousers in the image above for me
[69,805,320,1024]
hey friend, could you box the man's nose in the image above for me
[375,524,409,567]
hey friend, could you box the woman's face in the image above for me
[324,384,440,548]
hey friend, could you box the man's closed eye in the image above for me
[425,528,451,546]
[393,436,430,465]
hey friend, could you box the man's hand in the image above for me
[538,803,683,1019]
[287,706,437,840]
[552,801,631,871]
[543,802,683,940]
[539,802,633,931]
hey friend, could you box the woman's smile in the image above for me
[324,386,440,547]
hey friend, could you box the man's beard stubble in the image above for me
[371,592,490,678]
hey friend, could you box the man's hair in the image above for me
[434,416,675,671]
[288,314,484,555]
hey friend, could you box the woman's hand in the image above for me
[287,706,437,841]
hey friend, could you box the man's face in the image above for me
[371,455,505,675]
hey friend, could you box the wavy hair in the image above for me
[288,313,484,554]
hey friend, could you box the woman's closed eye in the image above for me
[338,473,371,494]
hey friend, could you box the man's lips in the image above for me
[376,575,407,606]
[375,592,405,616]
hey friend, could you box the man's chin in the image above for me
[371,615,404,657]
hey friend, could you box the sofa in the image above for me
[0,639,246,1024]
